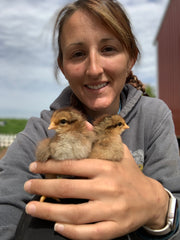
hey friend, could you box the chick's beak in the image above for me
[124,123,129,129]
[48,122,56,130]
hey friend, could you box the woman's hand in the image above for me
[24,144,169,240]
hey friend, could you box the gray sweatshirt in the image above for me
[0,84,180,240]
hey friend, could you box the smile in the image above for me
[86,82,108,90]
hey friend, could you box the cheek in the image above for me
[107,64,128,81]
[63,64,84,82]
[106,56,129,75]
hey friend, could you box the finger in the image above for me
[25,200,111,224]
[85,121,94,131]
[24,178,97,200]
[54,221,125,240]
[29,158,118,178]
[24,172,123,201]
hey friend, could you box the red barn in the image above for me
[155,0,180,138]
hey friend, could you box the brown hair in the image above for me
[53,0,147,95]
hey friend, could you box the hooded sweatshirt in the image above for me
[0,84,180,240]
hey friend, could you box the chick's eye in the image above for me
[117,122,122,127]
[59,119,67,124]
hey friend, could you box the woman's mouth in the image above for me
[85,82,108,90]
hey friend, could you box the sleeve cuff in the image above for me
[135,205,179,240]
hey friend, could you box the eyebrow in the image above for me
[66,38,118,49]
[100,38,117,43]
[65,42,84,49]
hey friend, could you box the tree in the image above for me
[145,84,156,97]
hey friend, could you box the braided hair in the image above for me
[126,71,148,96]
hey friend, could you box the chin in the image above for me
[87,102,112,112]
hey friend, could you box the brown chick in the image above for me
[36,107,95,201]
[89,114,129,161]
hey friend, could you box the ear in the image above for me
[57,57,65,75]
[128,57,136,71]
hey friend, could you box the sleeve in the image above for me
[143,101,180,240]
[0,117,49,240]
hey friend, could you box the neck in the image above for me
[70,93,121,122]
[84,101,121,123]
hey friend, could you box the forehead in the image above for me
[60,9,116,45]
[62,9,104,30]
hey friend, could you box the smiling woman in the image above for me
[53,0,146,120]
[0,1,180,240]
[58,10,132,117]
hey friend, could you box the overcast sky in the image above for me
[0,0,169,118]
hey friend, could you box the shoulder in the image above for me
[121,85,171,121]
[21,110,54,145]
[139,96,171,120]
[140,96,169,109]
[137,97,174,142]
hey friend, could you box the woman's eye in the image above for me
[72,51,85,59]
[104,47,114,51]
[102,46,117,55]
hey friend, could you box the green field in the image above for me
[0,119,28,134]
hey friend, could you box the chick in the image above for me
[36,107,95,201]
[89,115,129,161]
[0,148,7,160]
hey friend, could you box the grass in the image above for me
[0,118,28,134]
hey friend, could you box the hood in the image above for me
[49,84,142,120]
[120,84,142,119]
[50,86,73,111]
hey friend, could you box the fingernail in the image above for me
[54,223,64,233]
[24,181,32,193]
[26,203,36,215]
[29,162,37,172]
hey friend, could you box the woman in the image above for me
[0,0,179,239]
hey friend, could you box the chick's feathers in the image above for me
[36,111,129,163]
[36,107,95,162]
[90,114,129,161]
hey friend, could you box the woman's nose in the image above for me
[86,51,103,78]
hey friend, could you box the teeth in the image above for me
[87,83,107,90]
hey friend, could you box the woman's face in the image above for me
[60,10,134,116]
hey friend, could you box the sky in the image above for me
[0,0,169,119]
